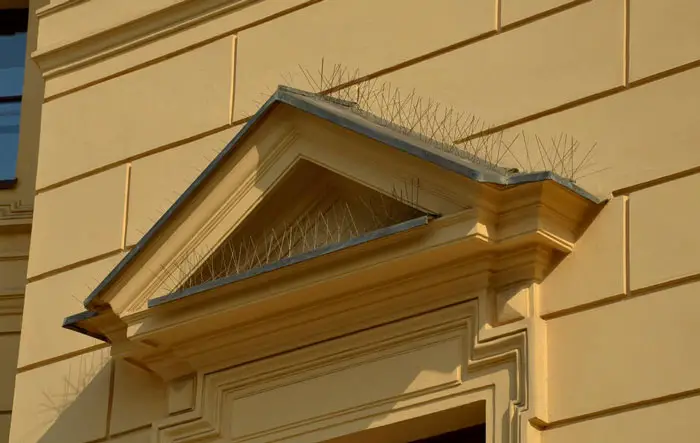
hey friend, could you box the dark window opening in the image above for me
[0,7,28,186]
[408,423,486,443]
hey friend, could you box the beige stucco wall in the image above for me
[0,1,44,441]
[6,0,700,442]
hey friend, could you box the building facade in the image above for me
[1,3,36,441]
[2,0,700,442]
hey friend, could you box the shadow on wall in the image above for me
[11,349,113,443]
[274,353,500,443]
[15,349,161,443]
[163,340,512,443]
[23,339,511,443]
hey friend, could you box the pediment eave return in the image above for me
[63,86,604,381]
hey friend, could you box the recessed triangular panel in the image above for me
[164,160,426,297]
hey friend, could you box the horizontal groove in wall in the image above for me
[630,273,700,297]
[540,294,624,320]
[536,387,700,431]
[44,0,587,102]
[35,123,234,194]
[541,272,700,320]
[457,85,626,143]
[228,28,497,126]
[629,57,700,89]
[44,35,233,103]
[26,248,126,284]
[0,254,29,261]
[500,0,591,32]
[440,60,700,142]
[45,59,700,197]
[612,165,700,196]
[39,0,324,90]
[16,342,110,373]
[34,7,700,197]
[36,0,89,18]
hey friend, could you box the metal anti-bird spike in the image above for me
[278,59,597,182]
[165,182,425,294]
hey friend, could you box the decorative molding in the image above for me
[106,109,497,318]
[166,375,197,415]
[135,247,491,378]
[0,253,29,261]
[33,0,250,74]
[70,163,596,383]
[36,0,89,17]
[128,128,300,316]
[32,0,319,78]
[72,88,599,318]
[81,195,564,374]
[0,294,24,317]
[154,300,530,443]
[0,201,33,235]
[0,293,24,332]
[60,102,599,443]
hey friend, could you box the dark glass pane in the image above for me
[0,32,27,97]
[0,31,26,67]
[0,8,28,34]
[0,101,21,180]
[409,424,486,443]
[0,8,28,181]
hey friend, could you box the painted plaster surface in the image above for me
[2,0,700,442]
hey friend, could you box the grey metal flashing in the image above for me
[276,87,507,183]
[62,310,110,342]
[148,215,431,308]
[505,170,601,203]
[81,85,601,311]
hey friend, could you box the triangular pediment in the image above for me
[63,86,602,366]
[76,87,499,319]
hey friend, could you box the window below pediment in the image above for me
[320,400,487,443]
[409,424,486,443]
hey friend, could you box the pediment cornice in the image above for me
[62,87,602,383]
[67,181,597,381]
